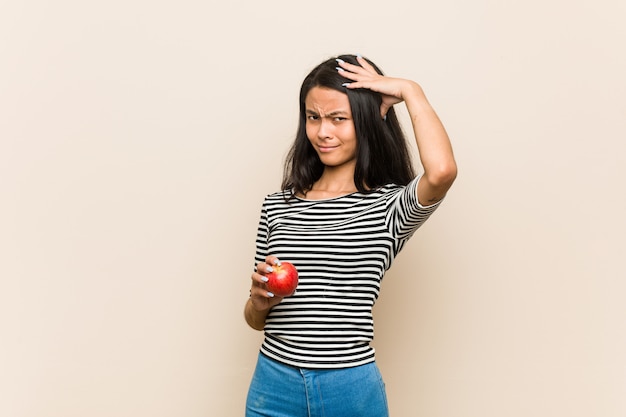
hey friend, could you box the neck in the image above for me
[314,165,357,192]
[303,165,358,199]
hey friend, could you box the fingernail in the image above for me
[335,58,345,64]
[336,67,344,72]
[266,266,274,273]
[274,259,281,266]
[267,292,275,298]
[356,53,363,59]
[383,114,387,121]
[261,276,269,282]
[342,83,351,87]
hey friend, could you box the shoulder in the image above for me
[266,189,291,200]
[260,189,302,211]
[370,183,404,200]
[376,183,403,193]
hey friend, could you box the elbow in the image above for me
[247,320,265,331]
[427,160,457,190]
[244,313,266,331]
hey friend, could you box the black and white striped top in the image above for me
[254,176,441,369]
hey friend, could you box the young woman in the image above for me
[244,54,457,416]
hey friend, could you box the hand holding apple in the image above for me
[266,261,299,297]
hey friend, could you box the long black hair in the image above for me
[281,54,415,198]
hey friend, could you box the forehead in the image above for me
[305,87,352,114]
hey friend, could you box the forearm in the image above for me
[244,298,269,331]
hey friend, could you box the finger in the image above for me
[249,290,277,312]
[354,54,378,73]
[250,285,274,299]
[380,103,392,119]
[336,55,377,75]
[251,271,270,286]
[250,274,276,300]
[255,260,278,276]
[336,62,378,83]
[265,255,282,267]
[341,78,376,92]
[336,67,381,89]
[337,65,377,82]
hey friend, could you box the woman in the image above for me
[244,54,457,416]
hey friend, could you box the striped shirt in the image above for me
[254,175,441,369]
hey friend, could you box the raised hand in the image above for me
[336,55,422,119]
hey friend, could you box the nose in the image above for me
[317,118,332,139]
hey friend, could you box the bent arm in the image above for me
[404,82,457,206]
[335,57,457,205]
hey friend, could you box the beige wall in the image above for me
[1,0,625,416]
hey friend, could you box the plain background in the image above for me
[1,0,625,416]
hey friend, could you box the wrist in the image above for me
[403,83,428,106]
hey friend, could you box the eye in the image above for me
[334,117,347,122]
[307,115,319,121]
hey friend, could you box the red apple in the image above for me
[266,261,299,297]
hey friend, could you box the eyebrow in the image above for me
[305,109,350,117]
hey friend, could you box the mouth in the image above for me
[318,145,338,153]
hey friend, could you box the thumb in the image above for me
[380,103,391,120]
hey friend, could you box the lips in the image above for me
[318,145,339,152]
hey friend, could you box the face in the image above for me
[304,87,358,170]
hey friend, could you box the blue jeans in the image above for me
[245,353,389,417]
